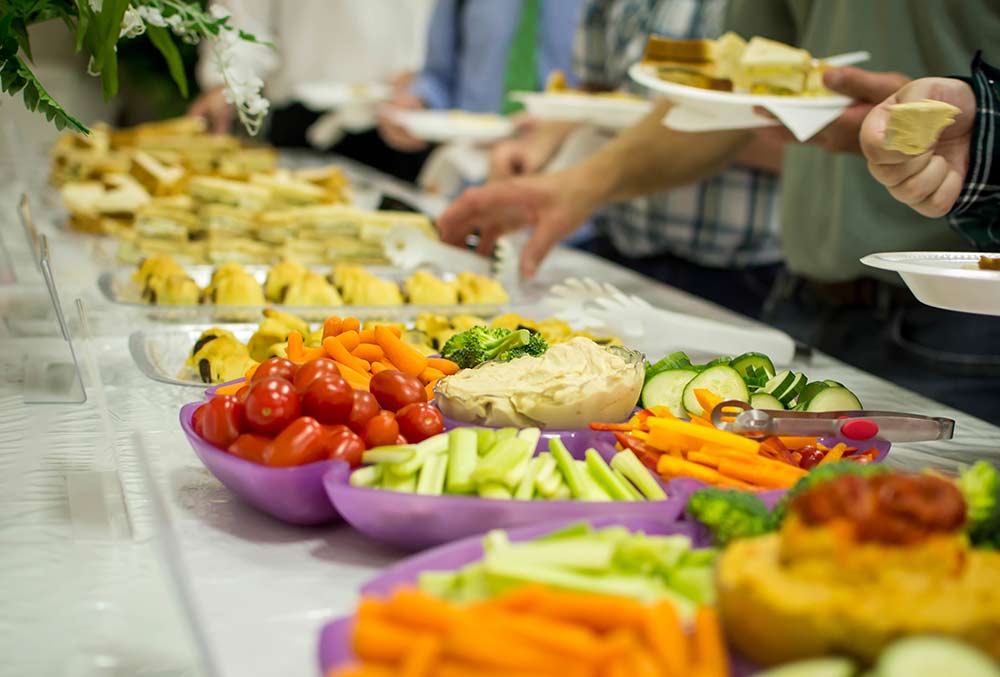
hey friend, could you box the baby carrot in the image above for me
[337,330,361,352]
[424,382,436,401]
[352,343,384,363]
[324,336,371,373]
[426,357,459,375]
[384,589,460,634]
[353,617,427,662]
[358,328,377,344]
[214,381,243,395]
[371,362,389,375]
[341,316,361,333]
[647,417,760,454]
[286,331,305,362]
[474,607,601,661]
[323,317,343,339]
[657,454,735,486]
[244,363,259,382]
[375,325,427,377]
[334,361,372,388]
[689,606,727,677]
[642,600,687,676]
[302,346,326,362]
[419,367,445,384]
[527,588,645,633]
[327,664,395,677]
[716,458,800,489]
[399,635,439,677]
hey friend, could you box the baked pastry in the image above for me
[144,273,200,305]
[188,334,255,383]
[333,265,404,305]
[264,260,307,302]
[210,270,265,306]
[455,272,509,304]
[133,254,185,287]
[282,272,343,306]
[404,270,459,305]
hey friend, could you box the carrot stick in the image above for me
[353,617,427,662]
[642,600,687,677]
[323,317,343,339]
[686,451,720,468]
[425,382,437,401]
[400,635,440,677]
[817,442,847,465]
[426,357,459,375]
[214,381,244,396]
[335,361,372,388]
[695,445,797,471]
[384,589,460,633]
[352,343,384,363]
[647,417,760,454]
[657,454,737,486]
[419,367,445,384]
[341,317,361,333]
[358,328,376,344]
[689,606,727,677]
[716,458,801,489]
[630,648,665,677]
[302,347,326,362]
[371,361,389,375]
[489,585,548,611]
[324,336,371,373]
[778,436,818,450]
[526,589,645,633]
[385,325,402,338]
[474,607,601,661]
[328,664,395,677]
[377,360,399,372]
[589,423,636,432]
[244,363,258,382]
[430,662,560,677]
[287,331,305,362]
[375,325,427,377]
[442,624,569,672]
[693,389,724,416]
[337,330,361,352]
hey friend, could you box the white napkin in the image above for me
[416,143,490,196]
[759,103,847,142]
[663,101,847,141]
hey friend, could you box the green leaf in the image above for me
[91,0,128,73]
[10,18,32,61]
[22,80,39,110]
[0,41,88,134]
[145,25,188,98]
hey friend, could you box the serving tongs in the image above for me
[709,400,955,443]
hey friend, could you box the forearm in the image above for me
[734,131,784,173]
[573,100,752,205]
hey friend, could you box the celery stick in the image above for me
[391,433,449,476]
[585,449,634,501]
[494,427,518,442]
[446,428,479,493]
[474,428,496,454]
[482,558,668,603]
[576,460,612,501]
[613,468,645,501]
[349,465,382,488]
[382,470,417,493]
[516,427,541,453]
[514,456,543,500]
[611,449,667,500]
[362,446,415,465]
[534,452,557,484]
[477,482,512,499]
[551,484,571,500]
[472,438,533,488]
[416,453,448,495]
[549,437,587,498]
[485,538,617,571]
[483,528,509,554]
[536,522,593,541]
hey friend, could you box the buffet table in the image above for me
[1,152,997,677]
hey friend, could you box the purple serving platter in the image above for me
[323,436,684,551]
[317,515,758,676]
[204,377,242,398]
[179,401,348,525]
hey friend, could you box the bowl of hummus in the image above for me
[434,337,644,429]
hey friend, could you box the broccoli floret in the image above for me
[522,330,548,357]
[770,461,888,522]
[440,326,537,368]
[958,461,1000,549]
[685,488,777,546]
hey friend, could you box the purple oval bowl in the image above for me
[179,401,348,525]
[323,437,681,551]
[204,377,243,399]
[317,515,757,676]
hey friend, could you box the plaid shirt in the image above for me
[573,0,782,267]
[949,52,1000,249]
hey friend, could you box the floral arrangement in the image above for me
[0,0,272,134]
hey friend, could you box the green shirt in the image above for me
[726,0,1000,281]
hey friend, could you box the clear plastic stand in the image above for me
[0,208,17,284]
[22,235,87,403]
[18,192,41,270]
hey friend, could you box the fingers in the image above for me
[888,154,949,205]
[521,219,567,278]
[910,168,963,218]
[859,97,916,166]
[437,183,533,247]
[824,67,910,103]
[867,152,934,187]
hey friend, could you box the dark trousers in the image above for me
[268,103,433,184]
[578,236,1000,420]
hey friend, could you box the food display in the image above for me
[643,32,834,96]
[435,338,645,429]
[121,256,508,309]
[545,69,646,101]
[884,99,961,155]
[979,256,1000,271]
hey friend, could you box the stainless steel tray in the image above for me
[100,264,511,323]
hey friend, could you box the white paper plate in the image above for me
[861,251,1000,316]
[390,110,514,144]
[295,82,389,110]
[510,91,652,129]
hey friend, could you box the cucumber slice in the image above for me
[646,351,692,378]
[823,380,845,388]
[705,355,733,368]
[763,369,807,405]
[795,381,830,408]
[875,636,1000,677]
[805,387,862,412]
[750,393,785,410]
[754,657,856,677]
[729,352,776,380]
[681,365,750,417]
[641,369,698,415]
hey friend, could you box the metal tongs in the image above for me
[709,400,955,443]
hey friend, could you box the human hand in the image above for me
[756,67,911,154]
[860,77,975,217]
[377,91,429,152]
[437,168,597,277]
[488,117,574,181]
[188,86,234,135]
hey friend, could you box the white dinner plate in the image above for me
[295,82,389,110]
[861,251,1000,316]
[510,91,652,129]
[389,110,515,144]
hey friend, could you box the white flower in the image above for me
[136,5,167,27]
[88,0,102,11]
[209,4,231,21]
[166,14,183,31]
[119,7,146,38]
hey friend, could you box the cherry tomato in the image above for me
[244,377,301,436]
[227,433,271,465]
[235,385,250,402]
[302,374,353,424]
[251,357,297,385]
[199,395,245,448]
[348,390,381,434]
[322,423,351,438]
[294,357,341,392]
[192,403,208,437]
[263,416,327,467]
[362,411,399,448]
[396,403,444,443]
[799,446,825,470]
[326,429,366,468]
[395,434,408,446]
[369,370,426,412]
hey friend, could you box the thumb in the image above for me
[520,219,567,278]
[824,67,908,103]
